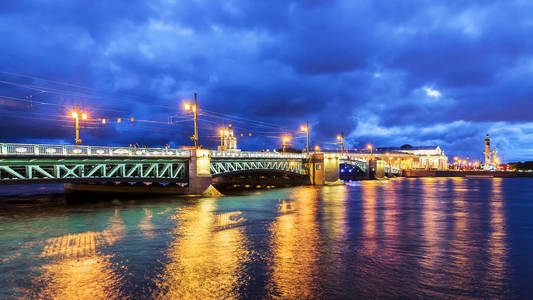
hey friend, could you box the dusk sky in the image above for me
[1,0,532,161]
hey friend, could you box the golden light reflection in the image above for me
[277,199,295,214]
[418,178,445,285]
[382,180,400,265]
[321,185,348,248]
[32,213,126,299]
[267,187,320,298]
[215,211,245,228]
[487,178,507,285]
[139,208,155,239]
[154,199,249,299]
[361,181,378,253]
[449,177,470,287]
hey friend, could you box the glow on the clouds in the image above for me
[424,87,441,98]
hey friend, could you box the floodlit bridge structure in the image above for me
[0,143,401,194]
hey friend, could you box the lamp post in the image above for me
[336,132,345,155]
[300,121,309,154]
[366,144,373,158]
[282,136,290,153]
[184,93,199,149]
[71,105,87,146]
[219,129,224,148]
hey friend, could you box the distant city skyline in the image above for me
[1,1,532,161]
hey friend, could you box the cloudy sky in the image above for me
[1,0,532,161]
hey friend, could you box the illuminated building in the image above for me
[377,145,448,170]
[218,123,239,151]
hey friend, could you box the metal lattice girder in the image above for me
[210,159,307,175]
[0,158,188,184]
[340,158,368,172]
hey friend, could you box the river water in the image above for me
[0,178,532,299]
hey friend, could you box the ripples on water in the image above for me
[0,178,532,298]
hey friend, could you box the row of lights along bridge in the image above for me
[69,93,376,154]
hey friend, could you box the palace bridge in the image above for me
[0,143,405,194]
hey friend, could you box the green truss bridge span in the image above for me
[0,143,408,195]
[1,143,327,194]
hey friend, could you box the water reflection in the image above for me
[0,178,522,298]
[267,187,320,298]
[31,212,126,299]
[139,208,155,238]
[360,181,378,254]
[154,199,249,299]
[487,178,508,285]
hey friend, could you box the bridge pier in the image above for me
[324,153,341,183]
[187,149,213,195]
[309,153,325,185]
[369,159,386,179]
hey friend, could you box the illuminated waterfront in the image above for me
[1,178,532,298]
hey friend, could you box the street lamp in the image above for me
[367,144,373,154]
[314,145,320,152]
[219,129,224,148]
[183,93,199,149]
[335,132,345,155]
[219,129,228,149]
[70,105,88,146]
[300,120,309,154]
[282,136,291,153]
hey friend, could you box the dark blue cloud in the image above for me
[0,0,532,161]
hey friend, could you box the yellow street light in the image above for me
[70,105,87,146]
[314,145,320,152]
[300,121,310,153]
[367,144,373,156]
[334,132,345,154]
[219,128,226,148]
[183,93,199,149]
[282,136,291,153]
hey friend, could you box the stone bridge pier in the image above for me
[188,149,213,195]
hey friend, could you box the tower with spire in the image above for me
[219,122,238,151]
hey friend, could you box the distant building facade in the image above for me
[377,145,448,170]
[218,123,239,151]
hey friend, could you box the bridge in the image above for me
[0,142,403,194]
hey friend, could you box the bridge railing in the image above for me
[211,150,307,159]
[0,143,191,158]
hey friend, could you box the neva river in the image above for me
[1,178,532,299]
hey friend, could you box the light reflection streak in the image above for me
[139,208,155,238]
[418,178,446,292]
[267,187,320,298]
[154,199,249,299]
[321,185,348,248]
[487,178,507,285]
[320,185,348,291]
[361,181,378,254]
[31,212,126,299]
[447,177,472,291]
